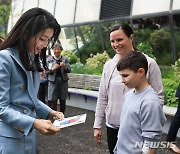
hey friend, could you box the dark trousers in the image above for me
[167,98,180,142]
[38,81,48,103]
[106,126,119,154]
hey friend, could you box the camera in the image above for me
[56,59,61,64]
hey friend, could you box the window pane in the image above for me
[38,0,55,15]
[60,27,76,51]
[55,0,76,26]
[8,0,24,32]
[132,0,170,16]
[23,0,38,12]
[173,0,180,11]
[75,0,101,23]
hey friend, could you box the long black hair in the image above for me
[0,7,61,71]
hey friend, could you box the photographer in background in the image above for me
[47,43,71,114]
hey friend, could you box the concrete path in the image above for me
[37,106,180,154]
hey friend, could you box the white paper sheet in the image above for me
[53,114,87,128]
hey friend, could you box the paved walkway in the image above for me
[37,106,180,154]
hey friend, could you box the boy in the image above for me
[114,51,166,154]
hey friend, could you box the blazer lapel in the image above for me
[10,49,39,106]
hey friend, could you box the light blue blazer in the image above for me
[0,48,52,153]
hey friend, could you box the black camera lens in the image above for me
[56,59,61,64]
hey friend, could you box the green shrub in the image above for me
[85,51,110,69]
[163,78,178,107]
[134,28,152,44]
[161,68,175,79]
[150,28,171,54]
[70,63,86,74]
[71,63,103,75]
[137,42,156,59]
[172,58,180,82]
[150,28,172,65]
[79,34,103,64]
[61,50,80,64]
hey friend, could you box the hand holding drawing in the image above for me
[33,119,60,135]
[48,110,64,121]
[53,114,87,128]
[33,110,64,135]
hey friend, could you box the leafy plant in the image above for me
[61,50,80,64]
[163,78,178,107]
[137,42,156,59]
[70,63,103,75]
[0,0,11,36]
[134,28,152,44]
[150,28,172,64]
[161,67,175,79]
[70,63,86,74]
[161,62,179,107]
[172,58,180,82]
[85,51,110,69]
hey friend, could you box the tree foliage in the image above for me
[0,0,11,37]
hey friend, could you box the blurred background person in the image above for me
[47,43,71,114]
[38,47,48,104]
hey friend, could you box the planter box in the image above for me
[68,73,101,91]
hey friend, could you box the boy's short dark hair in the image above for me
[117,51,148,74]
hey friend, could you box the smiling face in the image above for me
[27,28,54,54]
[53,46,62,59]
[110,29,134,57]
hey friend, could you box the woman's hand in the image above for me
[48,110,64,122]
[94,128,102,144]
[33,119,60,135]
[50,63,61,73]
[40,67,47,78]
[32,111,64,135]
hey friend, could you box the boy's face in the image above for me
[119,68,144,90]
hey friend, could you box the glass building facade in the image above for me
[8,0,180,65]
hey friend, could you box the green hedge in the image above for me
[162,78,178,107]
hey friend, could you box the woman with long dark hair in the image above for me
[0,7,64,154]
